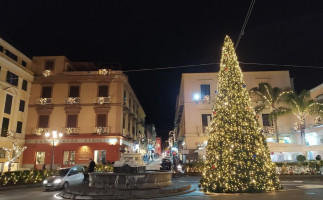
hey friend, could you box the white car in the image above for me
[43,166,84,190]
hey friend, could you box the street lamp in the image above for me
[45,130,63,170]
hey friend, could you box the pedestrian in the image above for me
[42,164,46,170]
[88,158,96,173]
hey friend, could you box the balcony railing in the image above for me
[94,126,110,134]
[262,126,275,134]
[33,128,49,136]
[65,97,80,105]
[64,127,79,135]
[95,97,111,105]
[36,98,52,105]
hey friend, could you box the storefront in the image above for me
[22,134,132,169]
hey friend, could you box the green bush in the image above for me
[0,170,55,186]
[296,155,306,162]
[95,164,113,172]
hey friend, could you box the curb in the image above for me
[60,184,194,199]
[0,183,42,191]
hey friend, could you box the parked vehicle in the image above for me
[43,166,84,190]
[160,158,172,170]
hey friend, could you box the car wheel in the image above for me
[63,181,69,189]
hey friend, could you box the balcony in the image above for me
[64,127,79,135]
[33,128,49,136]
[36,98,52,105]
[262,126,275,135]
[65,97,80,105]
[94,126,111,134]
[95,97,111,105]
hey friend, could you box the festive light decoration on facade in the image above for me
[203,95,211,104]
[39,98,48,105]
[42,70,51,77]
[66,97,77,104]
[98,69,111,76]
[199,36,282,193]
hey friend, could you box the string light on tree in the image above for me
[199,36,282,193]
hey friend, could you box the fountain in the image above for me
[89,153,172,189]
[60,153,194,199]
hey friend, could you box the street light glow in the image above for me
[193,93,200,101]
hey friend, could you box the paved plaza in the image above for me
[0,175,323,200]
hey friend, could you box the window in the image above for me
[124,90,127,102]
[16,121,23,133]
[98,85,108,97]
[97,114,106,127]
[6,71,19,86]
[202,114,211,133]
[1,117,9,137]
[21,60,27,67]
[128,121,130,131]
[19,100,25,112]
[22,80,28,91]
[36,152,45,165]
[0,45,3,52]
[94,150,106,164]
[38,115,49,128]
[0,148,5,158]
[122,117,125,129]
[4,94,13,114]
[69,86,80,97]
[201,84,210,97]
[67,115,77,127]
[63,151,75,165]
[41,86,52,98]
[45,60,54,70]
[5,50,18,61]
[262,114,272,126]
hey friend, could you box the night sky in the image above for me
[1,1,323,140]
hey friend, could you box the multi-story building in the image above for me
[22,56,145,169]
[0,38,33,172]
[174,71,323,163]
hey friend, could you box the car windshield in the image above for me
[53,168,70,176]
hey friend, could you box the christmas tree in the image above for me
[199,36,282,193]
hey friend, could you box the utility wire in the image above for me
[122,62,323,73]
[122,63,219,72]
[235,0,256,50]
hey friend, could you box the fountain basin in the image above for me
[89,171,172,189]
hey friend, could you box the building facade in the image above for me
[174,71,323,163]
[22,56,145,169]
[0,38,33,172]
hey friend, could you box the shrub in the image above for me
[296,155,306,162]
[0,170,55,186]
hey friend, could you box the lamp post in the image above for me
[45,130,63,170]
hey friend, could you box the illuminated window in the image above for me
[94,150,106,164]
[63,151,75,165]
[36,152,45,165]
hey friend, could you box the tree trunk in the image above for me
[300,121,306,145]
[273,118,279,143]
[8,162,12,172]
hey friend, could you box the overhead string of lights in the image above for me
[121,62,323,73]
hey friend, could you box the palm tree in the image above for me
[250,83,291,143]
[285,90,323,145]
